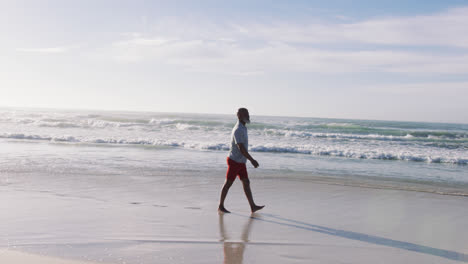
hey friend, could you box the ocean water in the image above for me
[1,107,467,195]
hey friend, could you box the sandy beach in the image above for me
[0,249,100,264]
[1,166,467,264]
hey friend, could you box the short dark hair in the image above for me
[237,107,248,114]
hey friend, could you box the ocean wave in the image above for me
[38,122,81,128]
[8,116,229,131]
[4,112,467,144]
[251,144,468,164]
[0,133,78,142]
[2,132,466,165]
[258,129,468,146]
[148,118,176,125]
[285,122,468,139]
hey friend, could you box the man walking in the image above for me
[218,108,264,213]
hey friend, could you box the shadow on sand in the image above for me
[228,213,467,262]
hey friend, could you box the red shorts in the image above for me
[226,157,248,181]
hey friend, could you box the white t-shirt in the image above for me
[228,121,248,163]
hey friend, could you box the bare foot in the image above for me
[251,205,265,213]
[218,205,231,213]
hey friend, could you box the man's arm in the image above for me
[237,143,259,168]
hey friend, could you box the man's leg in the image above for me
[240,178,264,213]
[219,180,233,213]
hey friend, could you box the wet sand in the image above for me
[0,249,100,264]
[1,169,467,263]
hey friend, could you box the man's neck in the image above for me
[239,120,246,126]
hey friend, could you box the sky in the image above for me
[1,0,468,123]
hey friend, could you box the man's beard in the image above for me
[243,118,250,124]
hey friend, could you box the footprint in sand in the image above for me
[184,206,202,210]
[153,204,168,208]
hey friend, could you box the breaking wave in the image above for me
[1,132,466,165]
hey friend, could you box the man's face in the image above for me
[239,110,250,123]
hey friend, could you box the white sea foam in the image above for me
[1,131,467,165]
[148,118,176,125]
[1,109,467,168]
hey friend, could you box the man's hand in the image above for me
[251,159,259,168]
[238,143,258,168]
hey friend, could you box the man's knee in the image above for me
[241,178,250,185]
[224,180,234,188]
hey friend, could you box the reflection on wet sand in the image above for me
[219,213,255,264]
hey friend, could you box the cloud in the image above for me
[112,37,173,47]
[362,81,468,96]
[249,7,468,47]
[15,43,85,54]
[16,47,70,54]
[106,7,468,75]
